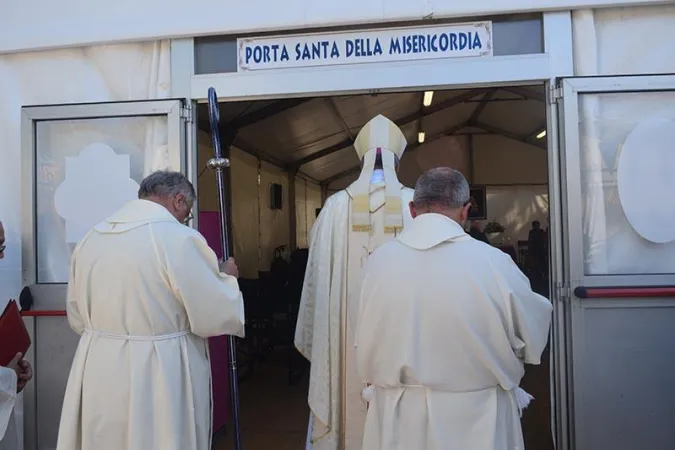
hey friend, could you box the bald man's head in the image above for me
[409,167,471,224]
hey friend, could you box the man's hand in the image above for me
[5,353,32,393]
[17,359,33,393]
[219,258,239,278]
[6,353,26,392]
[7,353,21,376]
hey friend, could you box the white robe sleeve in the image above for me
[294,198,336,361]
[165,232,245,339]
[66,246,86,335]
[495,253,553,365]
[0,367,17,440]
[293,193,349,437]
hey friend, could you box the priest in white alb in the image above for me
[56,171,245,450]
[295,115,414,450]
[0,353,31,450]
[355,167,552,450]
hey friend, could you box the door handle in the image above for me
[21,310,67,317]
[574,286,675,299]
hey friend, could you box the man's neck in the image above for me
[418,209,462,223]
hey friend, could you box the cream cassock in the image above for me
[355,213,552,450]
[56,199,245,450]
[295,115,413,450]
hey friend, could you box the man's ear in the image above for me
[460,203,471,223]
[172,193,186,210]
[409,201,417,218]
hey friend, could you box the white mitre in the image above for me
[348,114,407,234]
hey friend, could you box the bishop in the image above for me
[295,115,413,450]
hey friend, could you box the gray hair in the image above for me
[138,170,196,205]
[413,167,470,210]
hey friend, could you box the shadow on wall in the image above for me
[482,186,549,242]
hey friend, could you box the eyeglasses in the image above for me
[0,244,5,253]
[183,214,194,225]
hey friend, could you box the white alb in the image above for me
[355,213,553,450]
[56,199,245,450]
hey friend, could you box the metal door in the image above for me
[20,99,193,450]
[557,75,675,450]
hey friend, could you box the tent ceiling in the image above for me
[196,85,546,184]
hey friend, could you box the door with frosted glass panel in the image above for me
[558,75,675,450]
[20,99,190,450]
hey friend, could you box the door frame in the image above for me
[546,78,571,450]
[559,74,675,289]
[20,98,191,450]
[556,73,675,450]
[21,99,189,287]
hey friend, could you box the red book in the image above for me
[0,300,31,367]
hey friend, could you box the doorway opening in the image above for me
[195,85,552,450]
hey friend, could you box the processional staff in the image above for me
[206,87,243,450]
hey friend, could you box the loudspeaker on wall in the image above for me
[270,183,283,210]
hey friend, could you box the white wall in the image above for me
[573,5,675,76]
[1,0,663,54]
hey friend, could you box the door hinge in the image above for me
[548,86,563,105]
[555,282,571,302]
[180,105,193,123]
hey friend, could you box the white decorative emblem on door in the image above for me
[54,143,140,244]
[617,117,675,244]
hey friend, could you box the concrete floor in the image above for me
[521,275,554,450]
[213,350,309,450]
[521,344,555,450]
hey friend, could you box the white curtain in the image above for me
[0,40,171,291]
[571,6,675,275]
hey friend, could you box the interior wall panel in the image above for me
[295,176,308,249]
[258,161,290,271]
[228,148,260,278]
[472,134,548,185]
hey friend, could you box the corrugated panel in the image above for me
[236,99,347,162]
